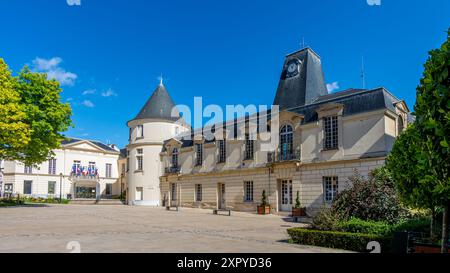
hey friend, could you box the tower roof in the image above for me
[131,82,180,122]
[273,47,328,110]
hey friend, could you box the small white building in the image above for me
[1,138,121,200]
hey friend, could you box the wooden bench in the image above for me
[213,209,231,216]
[166,206,179,211]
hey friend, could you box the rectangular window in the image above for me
[106,164,112,178]
[137,125,144,138]
[244,134,254,160]
[126,150,130,172]
[244,181,254,202]
[105,184,113,196]
[24,180,32,195]
[24,165,32,174]
[323,176,339,203]
[324,116,338,150]
[195,184,202,202]
[218,140,226,163]
[48,181,56,194]
[195,143,203,166]
[48,159,56,175]
[136,149,143,171]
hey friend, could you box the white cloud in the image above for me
[101,88,118,97]
[326,82,340,93]
[81,100,95,108]
[32,57,78,86]
[82,89,96,95]
[66,98,73,102]
[67,0,81,6]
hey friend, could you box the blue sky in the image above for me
[1,0,449,148]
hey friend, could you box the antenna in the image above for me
[361,56,366,89]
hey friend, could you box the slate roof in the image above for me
[61,138,120,153]
[130,83,180,122]
[291,87,400,124]
[273,48,328,110]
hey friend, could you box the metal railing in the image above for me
[267,148,301,163]
[165,166,181,174]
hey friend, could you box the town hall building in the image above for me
[126,47,410,215]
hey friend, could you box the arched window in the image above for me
[280,125,293,160]
[172,148,179,167]
[397,116,404,136]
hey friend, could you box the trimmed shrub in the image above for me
[287,228,390,252]
[392,217,432,234]
[338,218,392,236]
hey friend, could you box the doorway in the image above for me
[217,183,226,209]
[279,180,293,211]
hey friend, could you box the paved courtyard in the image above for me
[0,204,348,253]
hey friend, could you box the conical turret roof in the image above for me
[131,82,180,122]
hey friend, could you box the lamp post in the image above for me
[59,172,63,203]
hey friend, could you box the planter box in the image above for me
[413,243,442,254]
[257,205,271,215]
[292,207,307,217]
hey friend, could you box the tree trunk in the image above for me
[442,204,449,253]
[430,207,436,239]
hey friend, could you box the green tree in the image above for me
[414,29,450,252]
[0,59,31,160]
[386,125,439,238]
[0,59,72,165]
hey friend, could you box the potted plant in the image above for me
[257,190,271,215]
[292,191,306,217]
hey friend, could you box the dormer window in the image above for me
[172,148,179,168]
[323,116,338,150]
[397,115,405,136]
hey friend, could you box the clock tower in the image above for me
[273,47,328,110]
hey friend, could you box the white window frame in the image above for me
[218,140,226,163]
[323,176,339,203]
[48,181,56,195]
[136,149,143,171]
[48,158,56,175]
[244,181,254,202]
[323,116,338,150]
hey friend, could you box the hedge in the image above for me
[338,218,393,236]
[287,228,390,252]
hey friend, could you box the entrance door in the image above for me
[218,183,226,209]
[170,183,177,207]
[280,180,293,211]
[75,186,96,199]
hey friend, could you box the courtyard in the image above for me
[0,204,349,253]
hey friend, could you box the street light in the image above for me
[59,172,63,203]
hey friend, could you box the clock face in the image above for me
[287,63,297,73]
[285,59,300,78]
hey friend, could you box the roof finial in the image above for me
[158,74,164,86]
[301,37,306,49]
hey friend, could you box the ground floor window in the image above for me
[76,186,97,199]
[323,176,338,203]
[23,181,32,195]
[48,181,56,194]
[244,181,254,202]
[195,184,202,202]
